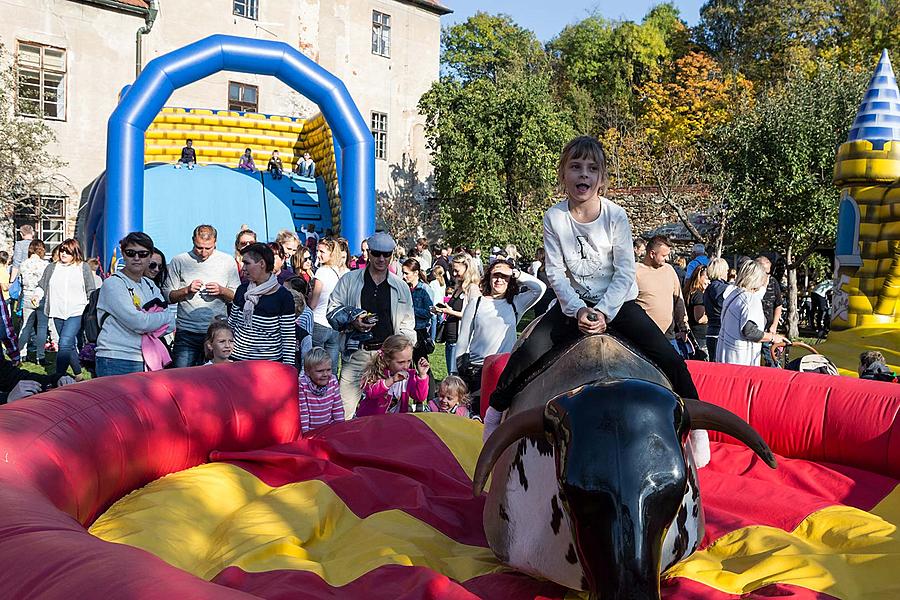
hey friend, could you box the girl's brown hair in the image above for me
[57,238,84,263]
[360,334,414,387]
[438,375,471,409]
[683,265,707,300]
[431,264,446,287]
[557,136,610,196]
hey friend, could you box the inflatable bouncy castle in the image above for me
[821,49,900,372]
[79,35,375,265]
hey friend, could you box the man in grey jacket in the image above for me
[328,232,415,417]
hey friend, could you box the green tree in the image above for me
[711,60,867,336]
[548,13,675,121]
[420,71,574,253]
[441,12,546,82]
[420,15,573,253]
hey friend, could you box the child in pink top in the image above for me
[428,375,479,420]
[358,334,430,416]
[299,347,344,434]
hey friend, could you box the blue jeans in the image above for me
[312,323,340,375]
[445,342,458,375]
[19,302,49,361]
[172,329,206,368]
[96,357,144,377]
[54,316,83,376]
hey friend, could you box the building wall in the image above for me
[318,0,440,206]
[0,0,442,248]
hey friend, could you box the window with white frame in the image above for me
[13,195,67,247]
[371,112,388,160]
[233,0,258,20]
[372,11,391,57]
[228,81,259,113]
[17,42,66,120]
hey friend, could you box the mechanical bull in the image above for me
[473,334,776,600]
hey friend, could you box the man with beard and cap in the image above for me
[327,232,415,417]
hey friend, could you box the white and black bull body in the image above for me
[473,334,776,600]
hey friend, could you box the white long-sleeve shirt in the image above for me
[456,272,546,366]
[543,197,638,320]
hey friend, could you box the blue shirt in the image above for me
[410,281,433,330]
[686,255,709,279]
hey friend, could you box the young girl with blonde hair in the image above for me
[428,375,477,420]
[357,334,430,416]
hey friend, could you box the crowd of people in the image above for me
[1,135,893,428]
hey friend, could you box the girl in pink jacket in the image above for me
[358,334,430,416]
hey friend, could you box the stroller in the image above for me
[769,341,839,376]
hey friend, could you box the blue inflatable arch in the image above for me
[101,34,374,262]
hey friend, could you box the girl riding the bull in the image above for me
[486,136,702,443]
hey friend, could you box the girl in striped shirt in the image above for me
[298,347,344,434]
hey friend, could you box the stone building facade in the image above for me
[0,0,448,248]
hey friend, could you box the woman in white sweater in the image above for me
[96,232,175,376]
[38,238,97,380]
[717,260,787,366]
[488,136,700,437]
[455,257,545,411]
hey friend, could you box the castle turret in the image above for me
[831,49,900,329]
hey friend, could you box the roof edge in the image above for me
[70,0,148,17]
[396,0,452,16]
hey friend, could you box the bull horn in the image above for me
[683,398,777,469]
[473,406,545,497]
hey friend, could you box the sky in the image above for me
[440,0,706,42]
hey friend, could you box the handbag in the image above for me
[434,320,447,344]
[8,277,21,301]
[455,297,482,375]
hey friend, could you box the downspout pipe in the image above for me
[135,0,160,79]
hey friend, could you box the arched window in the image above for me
[835,193,862,268]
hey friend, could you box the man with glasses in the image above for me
[164,225,241,367]
[328,232,415,417]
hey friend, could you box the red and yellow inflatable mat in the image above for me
[0,361,899,599]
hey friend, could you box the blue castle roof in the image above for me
[847,49,900,148]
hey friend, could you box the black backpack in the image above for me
[81,287,108,344]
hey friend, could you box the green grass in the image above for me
[17,352,92,380]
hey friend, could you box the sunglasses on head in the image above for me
[123,249,151,258]
[370,250,392,258]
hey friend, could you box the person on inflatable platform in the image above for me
[487,136,701,442]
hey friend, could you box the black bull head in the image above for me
[473,379,776,600]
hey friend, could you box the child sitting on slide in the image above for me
[486,136,702,448]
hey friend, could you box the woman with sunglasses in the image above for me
[291,246,315,288]
[95,232,175,377]
[37,239,97,380]
[454,258,546,412]
[144,247,168,289]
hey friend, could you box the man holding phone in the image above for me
[164,225,241,367]
[328,232,415,417]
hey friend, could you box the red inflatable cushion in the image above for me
[0,361,299,525]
